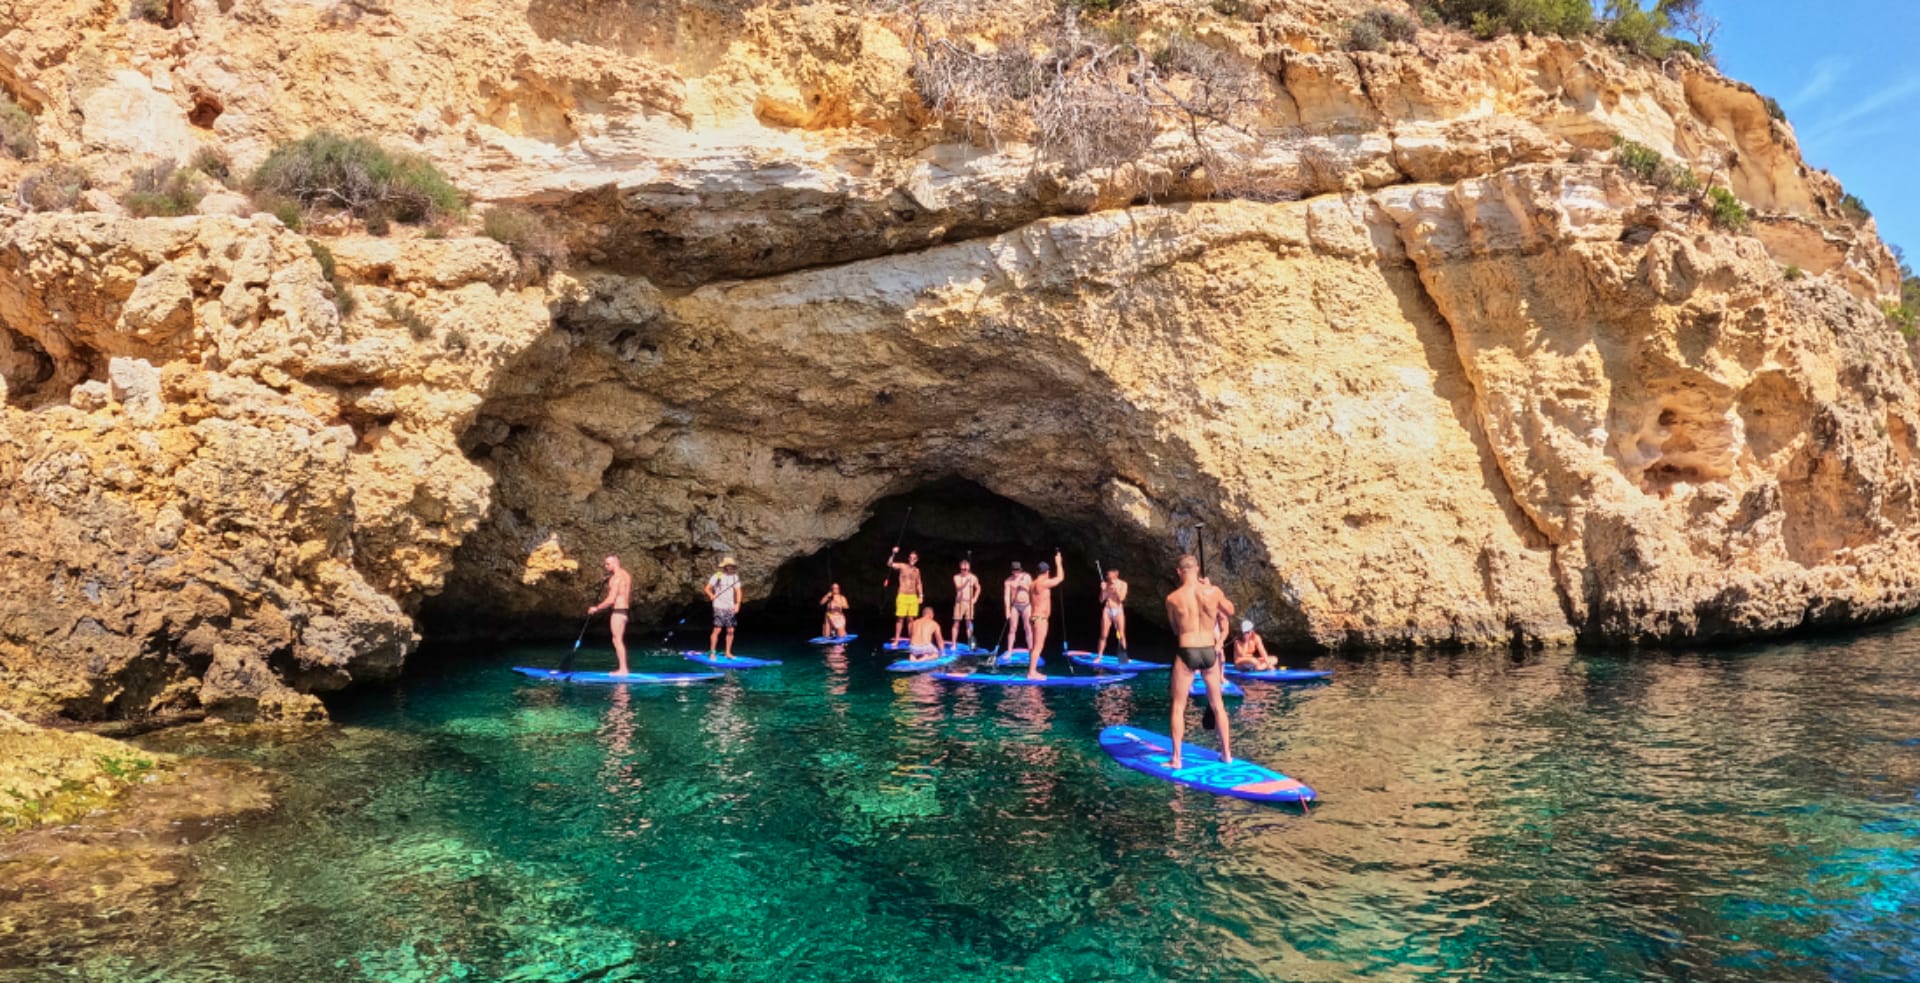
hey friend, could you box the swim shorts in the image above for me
[1178,646,1218,671]
[713,608,738,629]
[909,642,938,657]
[896,594,921,618]
[952,601,975,620]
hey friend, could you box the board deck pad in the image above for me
[932,672,1134,688]
[512,666,723,686]
[1190,677,1245,698]
[1224,667,1333,683]
[1068,651,1169,670]
[993,649,1045,667]
[1099,725,1315,804]
[682,651,782,668]
[886,652,962,672]
[808,634,859,645]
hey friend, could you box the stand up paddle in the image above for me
[559,576,610,672]
[882,506,914,588]
[1193,522,1221,733]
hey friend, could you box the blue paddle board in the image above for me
[1067,651,1169,670]
[681,651,781,668]
[881,639,915,651]
[944,642,988,655]
[1224,667,1332,683]
[887,652,962,672]
[808,634,858,645]
[512,666,722,685]
[1099,725,1316,804]
[1191,677,1245,698]
[993,649,1045,667]
[932,672,1134,688]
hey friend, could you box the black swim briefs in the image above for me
[1177,646,1218,671]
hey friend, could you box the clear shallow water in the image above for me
[16,622,1920,981]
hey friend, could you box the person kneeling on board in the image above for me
[705,558,744,658]
[1166,553,1232,770]
[1231,620,1277,671]
[819,582,850,640]
[906,605,948,661]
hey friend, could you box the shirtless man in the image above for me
[819,582,850,640]
[887,548,924,644]
[704,557,744,658]
[951,559,981,650]
[1094,567,1130,662]
[906,605,948,662]
[1002,562,1035,657]
[1024,552,1065,679]
[1202,575,1237,653]
[587,555,634,675]
[1231,619,1276,671]
[1166,553,1232,769]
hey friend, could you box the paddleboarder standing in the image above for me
[1024,551,1065,679]
[951,559,981,649]
[1003,561,1035,659]
[887,548,924,644]
[588,555,634,675]
[1094,567,1130,662]
[705,557,744,658]
[1166,553,1232,769]
[819,583,850,640]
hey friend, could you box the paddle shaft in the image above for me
[559,576,611,672]
[882,506,914,587]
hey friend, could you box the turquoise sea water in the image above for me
[15,621,1920,981]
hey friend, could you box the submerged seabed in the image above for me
[9,623,1920,982]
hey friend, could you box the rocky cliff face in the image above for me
[0,0,1913,721]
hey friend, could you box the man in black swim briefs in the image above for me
[1164,553,1231,769]
[588,554,634,675]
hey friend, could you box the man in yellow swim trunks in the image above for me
[887,548,924,645]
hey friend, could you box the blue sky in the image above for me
[1710,0,1919,265]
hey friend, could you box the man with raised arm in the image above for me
[1094,567,1130,662]
[1002,561,1034,658]
[819,582,850,640]
[588,555,634,675]
[1023,551,1065,679]
[887,548,924,645]
[1165,554,1232,770]
[950,559,981,650]
[704,557,744,658]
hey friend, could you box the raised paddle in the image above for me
[882,506,914,587]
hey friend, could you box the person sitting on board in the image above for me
[1094,567,1130,662]
[951,559,980,650]
[887,548,924,645]
[819,582,850,640]
[1023,551,1065,680]
[1003,561,1035,658]
[1166,554,1233,770]
[705,558,744,658]
[588,554,634,675]
[1231,619,1277,671]
[906,605,948,661]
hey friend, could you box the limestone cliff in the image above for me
[0,0,1914,721]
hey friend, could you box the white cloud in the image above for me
[1789,57,1851,109]
[1806,75,1920,145]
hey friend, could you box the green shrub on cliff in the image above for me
[1613,137,1698,194]
[1430,0,1594,39]
[1346,8,1419,51]
[0,93,36,161]
[1431,0,1710,59]
[482,205,570,273]
[1705,186,1748,230]
[248,130,465,226]
[17,163,89,212]
[123,160,207,217]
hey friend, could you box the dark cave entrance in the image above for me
[750,477,1175,649]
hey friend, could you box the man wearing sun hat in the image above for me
[704,557,745,658]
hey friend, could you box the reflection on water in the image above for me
[6,621,1920,981]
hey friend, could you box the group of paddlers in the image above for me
[585,545,1288,768]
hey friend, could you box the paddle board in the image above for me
[886,652,962,672]
[682,651,782,668]
[881,639,914,652]
[932,672,1134,688]
[808,634,858,645]
[1224,667,1333,683]
[1099,725,1316,804]
[1190,677,1245,698]
[1067,651,1169,670]
[512,667,722,686]
[993,649,1044,667]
